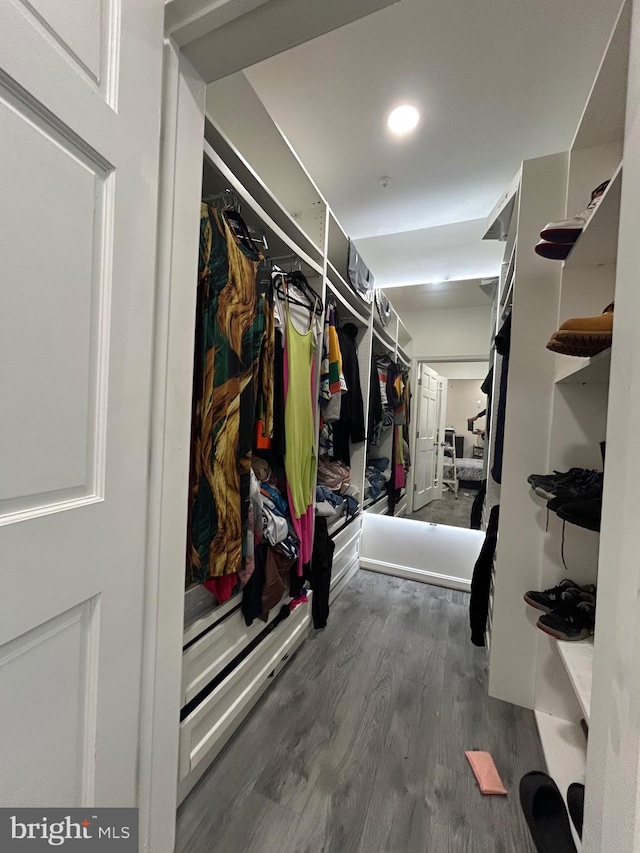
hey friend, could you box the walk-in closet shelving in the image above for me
[179,120,330,804]
[486,3,633,846]
[179,97,414,806]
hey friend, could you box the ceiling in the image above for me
[241,0,622,302]
[389,279,493,312]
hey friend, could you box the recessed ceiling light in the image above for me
[387,104,420,135]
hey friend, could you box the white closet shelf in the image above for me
[327,511,361,539]
[203,138,324,276]
[397,316,411,348]
[556,637,594,725]
[555,347,611,385]
[563,163,622,269]
[372,324,396,354]
[326,263,370,328]
[397,345,411,367]
[500,239,516,310]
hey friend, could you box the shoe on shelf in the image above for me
[524,579,592,614]
[519,771,578,853]
[535,239,573,261]
[546,303,613,358]
[533,468,593,501]
[556,496,602,532]
[539,180,610,244]
[527,467,584,492]
[546,471,603,511]
[567,783,585,840]
[537,596,595,641]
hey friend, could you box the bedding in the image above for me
[443,457,484,482]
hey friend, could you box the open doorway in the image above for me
[409,360,488,529]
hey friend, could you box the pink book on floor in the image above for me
[465,750,507,796]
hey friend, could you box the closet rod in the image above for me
[326,278,369,327]
[203,139,324,277]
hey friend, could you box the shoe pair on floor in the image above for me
[524,578,596,641]
[520,772,584,853]
[535,180,609,261]
[528,467,603,532]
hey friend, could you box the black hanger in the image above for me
[288,271,323,315]
[272,268,323,316]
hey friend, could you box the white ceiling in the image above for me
[243,0,622,298]
[388,279,493,312]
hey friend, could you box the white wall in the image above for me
[401,306,491,359]
[443,379,486,458]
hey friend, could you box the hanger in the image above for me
[203,189,269,251]
[288,270,323,315]
[272,267,323,316]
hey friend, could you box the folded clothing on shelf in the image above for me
[315,484,359,521]
[365,456,391,500]
[317,455,351,491]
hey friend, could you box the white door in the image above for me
[413,365,443,510]
[0,0,164,809]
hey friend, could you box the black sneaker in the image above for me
[547,472,603,510]
[528,468,585,496]
[524,580,590,614]
[556,496,602,532]
[535,469,594,500]
[537,597,595,641]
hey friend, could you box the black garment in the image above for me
[368,351,383,442]
[333,323,366,466]
[242,542,269,626]
[304,517,335,629]
[469,503,500,646]
[470,480,486,530]
[491,313,512,484]
[481,366,494,447]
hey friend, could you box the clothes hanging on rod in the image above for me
[272,270,323,576]
[332,322,366,467]
[187,203,271,602]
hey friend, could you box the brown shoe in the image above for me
[546,303,613,357]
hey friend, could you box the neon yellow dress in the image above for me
[284,302,316,519]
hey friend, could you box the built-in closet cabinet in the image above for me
[174,101,412,803]
[485,2,640,849]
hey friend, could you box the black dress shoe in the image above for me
[519,771,577,853]
[567,783,585,839]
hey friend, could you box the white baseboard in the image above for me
[359,558,472,593]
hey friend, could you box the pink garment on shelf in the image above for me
[283,334,316,575]
[289,592,309,611]
[204,574,236,604]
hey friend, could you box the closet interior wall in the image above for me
[177,101,412,802]
[484,2,636,848]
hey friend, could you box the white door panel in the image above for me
[0,0,164,809]
[413,365,444,510]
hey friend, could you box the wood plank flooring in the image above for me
[175,571,543,853]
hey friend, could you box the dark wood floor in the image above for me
[176,571,543,853]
